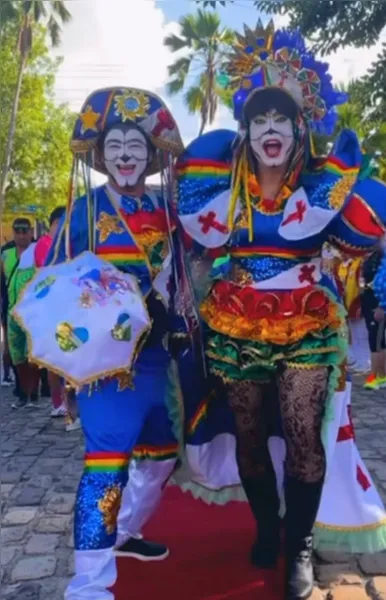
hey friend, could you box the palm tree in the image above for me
[0,1,72,213]
[164,9,234,135]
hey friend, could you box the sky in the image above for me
[54,0,386,183]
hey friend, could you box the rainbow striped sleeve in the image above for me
[177,159,232,216]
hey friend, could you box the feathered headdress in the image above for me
[218,20,347,135]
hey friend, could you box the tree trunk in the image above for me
[198,51,215,137]
[198,117,207,136]
[0,38,28,217]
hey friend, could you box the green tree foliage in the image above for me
[0,0,71,47]
[197,1,230,7]
[312,80,386,179]
[0,0,72,213]
[165,9,234,134]
[0,24,75,217]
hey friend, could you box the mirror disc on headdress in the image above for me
[274,48,302,75]
[298,69,321,94]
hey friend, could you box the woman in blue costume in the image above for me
[45,87,189,600]
[176,22,386,599]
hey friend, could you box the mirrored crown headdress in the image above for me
[219,20,347,135]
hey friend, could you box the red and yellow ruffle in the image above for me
[200,282,343,346]
[119,208,174,250]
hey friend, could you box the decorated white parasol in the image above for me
[12,251,151,387]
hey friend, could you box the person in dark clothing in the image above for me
[361,244,386,389]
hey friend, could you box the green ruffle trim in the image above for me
[314,520,386,554]
[206,327,343,383]
[178,480,247,505]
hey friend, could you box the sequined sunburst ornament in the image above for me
[96,212,124,243]
[98,485,122,535]
[227,20,275,85]
[80,105,101,134]
[232,265,253,287]
[114,90,150,122]
[329,175,358,210]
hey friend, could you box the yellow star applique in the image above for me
[80,105,101,134]
[96,212,124,243]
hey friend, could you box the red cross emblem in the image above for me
[337,405,355,442]
[357,465,371,492]
[152,109,175,137]
[281,200,307,227]
[298,264,316,285]
[198,211,228,235]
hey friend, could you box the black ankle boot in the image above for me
[241,471,281,569]
[285,477,324,599]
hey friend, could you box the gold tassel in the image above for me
[64,158,77,260]
[241,147,253,242]
[309,131,316,158]
[228,150,243,231]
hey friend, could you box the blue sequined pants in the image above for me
[74,346,173,551]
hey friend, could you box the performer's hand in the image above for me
[374,307,385,322]
[168,333,190,359]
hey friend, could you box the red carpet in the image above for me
[114,487,284,600]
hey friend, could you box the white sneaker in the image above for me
[1,376,13,387]
[51,404,67,418]
[66,417,81,432]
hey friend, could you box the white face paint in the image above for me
[103,127,149,188]
[249,110,294,168]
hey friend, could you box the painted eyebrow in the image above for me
[105,138,123,145]
[124,139,146,146]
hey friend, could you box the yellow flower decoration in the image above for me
[98,485,122,535]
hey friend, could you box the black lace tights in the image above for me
[227,367,328,483]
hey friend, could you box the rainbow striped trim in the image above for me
[177,158,231,178]
[96,245,148,267]
[132,443,179,461]
[230,246,320,260]
[84,452,130,473]
[188,393,214,436]
[325,156,360,177]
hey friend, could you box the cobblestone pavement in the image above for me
[1,378,386,600]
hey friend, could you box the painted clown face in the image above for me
[249,110,295,168]
[103,125,149,188]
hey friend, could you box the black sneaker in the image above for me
[114,538,169,561]
[11,397,27,409]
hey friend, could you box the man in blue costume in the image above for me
[46,87,187,600]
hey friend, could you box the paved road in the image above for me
[1,379,386,600]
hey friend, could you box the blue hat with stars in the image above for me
[70,87,184,175]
